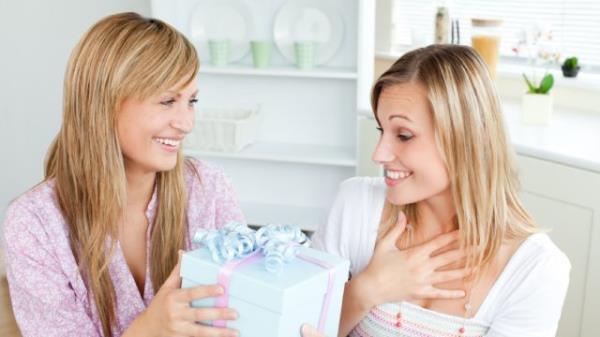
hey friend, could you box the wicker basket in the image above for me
[185,107,259,152]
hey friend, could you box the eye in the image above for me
[189,98,198,107]
[398,132,414,142]
[160,98,176,106]
[376,127,383,134]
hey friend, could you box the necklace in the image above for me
[459,276,475,335]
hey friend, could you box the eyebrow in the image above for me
[165,89,199,97]
[388,114,412,122]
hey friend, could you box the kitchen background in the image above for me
[1,0,599,336]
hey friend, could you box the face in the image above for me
[117,76,198,175]
[372,83,450,206]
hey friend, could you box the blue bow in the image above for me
[193,222,310,273]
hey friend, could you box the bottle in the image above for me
[434,6,450,44]
[471,18,503,77]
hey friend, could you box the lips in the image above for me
[384,168,413,187]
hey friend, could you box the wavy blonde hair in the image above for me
[373,45,537,270]
[44,12,199,336]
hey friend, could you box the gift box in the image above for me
[180,223,350,337]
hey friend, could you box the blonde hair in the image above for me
[44,12,199,336]
[372,45,537,271]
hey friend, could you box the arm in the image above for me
[337,274,377,337]
[3,201,100,337]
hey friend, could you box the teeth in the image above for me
[154,137,181,147]
[385,169,412,180]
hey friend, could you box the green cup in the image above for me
[208,39,231,66]
[251,40,272,68]
[294,41,315,69]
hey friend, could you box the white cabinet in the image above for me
[151,0,375,232]
[516,155,600,337]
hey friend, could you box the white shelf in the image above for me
[200,65,358,80]
[185,142,356,167]
[241,201,328,232]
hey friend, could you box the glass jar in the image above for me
[471,18,503,77]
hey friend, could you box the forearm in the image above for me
[122,311,151,337]
[338,275,376,337]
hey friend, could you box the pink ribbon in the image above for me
[212,251,336,333]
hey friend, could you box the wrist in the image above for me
[123,310,151,337]
[349,273,379,310]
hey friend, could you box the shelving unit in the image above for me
[201,65,358,80]
[185,142,356,167]
[152,0,374,232]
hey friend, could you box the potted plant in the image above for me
[521,73,554,124]
[561,56,580,78]
[513,25,559,124]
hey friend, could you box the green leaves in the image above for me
[538,74,554,94]
[522,73,554,94]
[563,56,579,69]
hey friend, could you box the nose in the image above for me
[171,107,195,134]
[372,136,395,165]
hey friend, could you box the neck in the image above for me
[124,164,156,213]
[415,189,457,238]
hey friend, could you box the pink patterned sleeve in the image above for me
[213,168,245,229]
[185,158,246,231]
[3,201,100,337]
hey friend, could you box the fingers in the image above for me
[420,230,460,255]
[301,324,326,337]
[379,211,408,250]
[175,284,225,303]
[185,322,239,337]
[422,286,466,300]
[163,250,184,289]
[181,307,238,322]
[431,267,474,284]
[429,248,466,269]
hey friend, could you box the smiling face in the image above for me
[372,83,450,206]
[117,76,198,175]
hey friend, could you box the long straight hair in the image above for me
[372,45,537,271]
[44,12,199,336]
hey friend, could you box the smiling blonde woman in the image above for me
[3,12,243,337]
[311,45,570,337]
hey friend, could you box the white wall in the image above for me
[0,1,151,237]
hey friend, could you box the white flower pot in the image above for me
[521,92,553,125]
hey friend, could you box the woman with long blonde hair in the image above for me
[4,13,242,337]
[308,45,570,337]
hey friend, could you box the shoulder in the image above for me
[484,233,570,317]
[2,180,71,272]
[335,176,386,212]
[482,234,571,334]
[312,177,386,275]
[3,180,62,240]
[184,157,233,195]
[511,233,571,276]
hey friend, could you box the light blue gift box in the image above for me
[180,244,350,337]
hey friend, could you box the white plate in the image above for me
[189,0,250,62]
[273,0,344,66]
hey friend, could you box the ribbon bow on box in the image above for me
[193,222,311,273]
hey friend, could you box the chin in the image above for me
[386,190,424,206]
[153,159,178,172]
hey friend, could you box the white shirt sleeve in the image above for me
[485,248,571,337]
[312,177,382,277]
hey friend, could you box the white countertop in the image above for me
[502,100,600,173]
